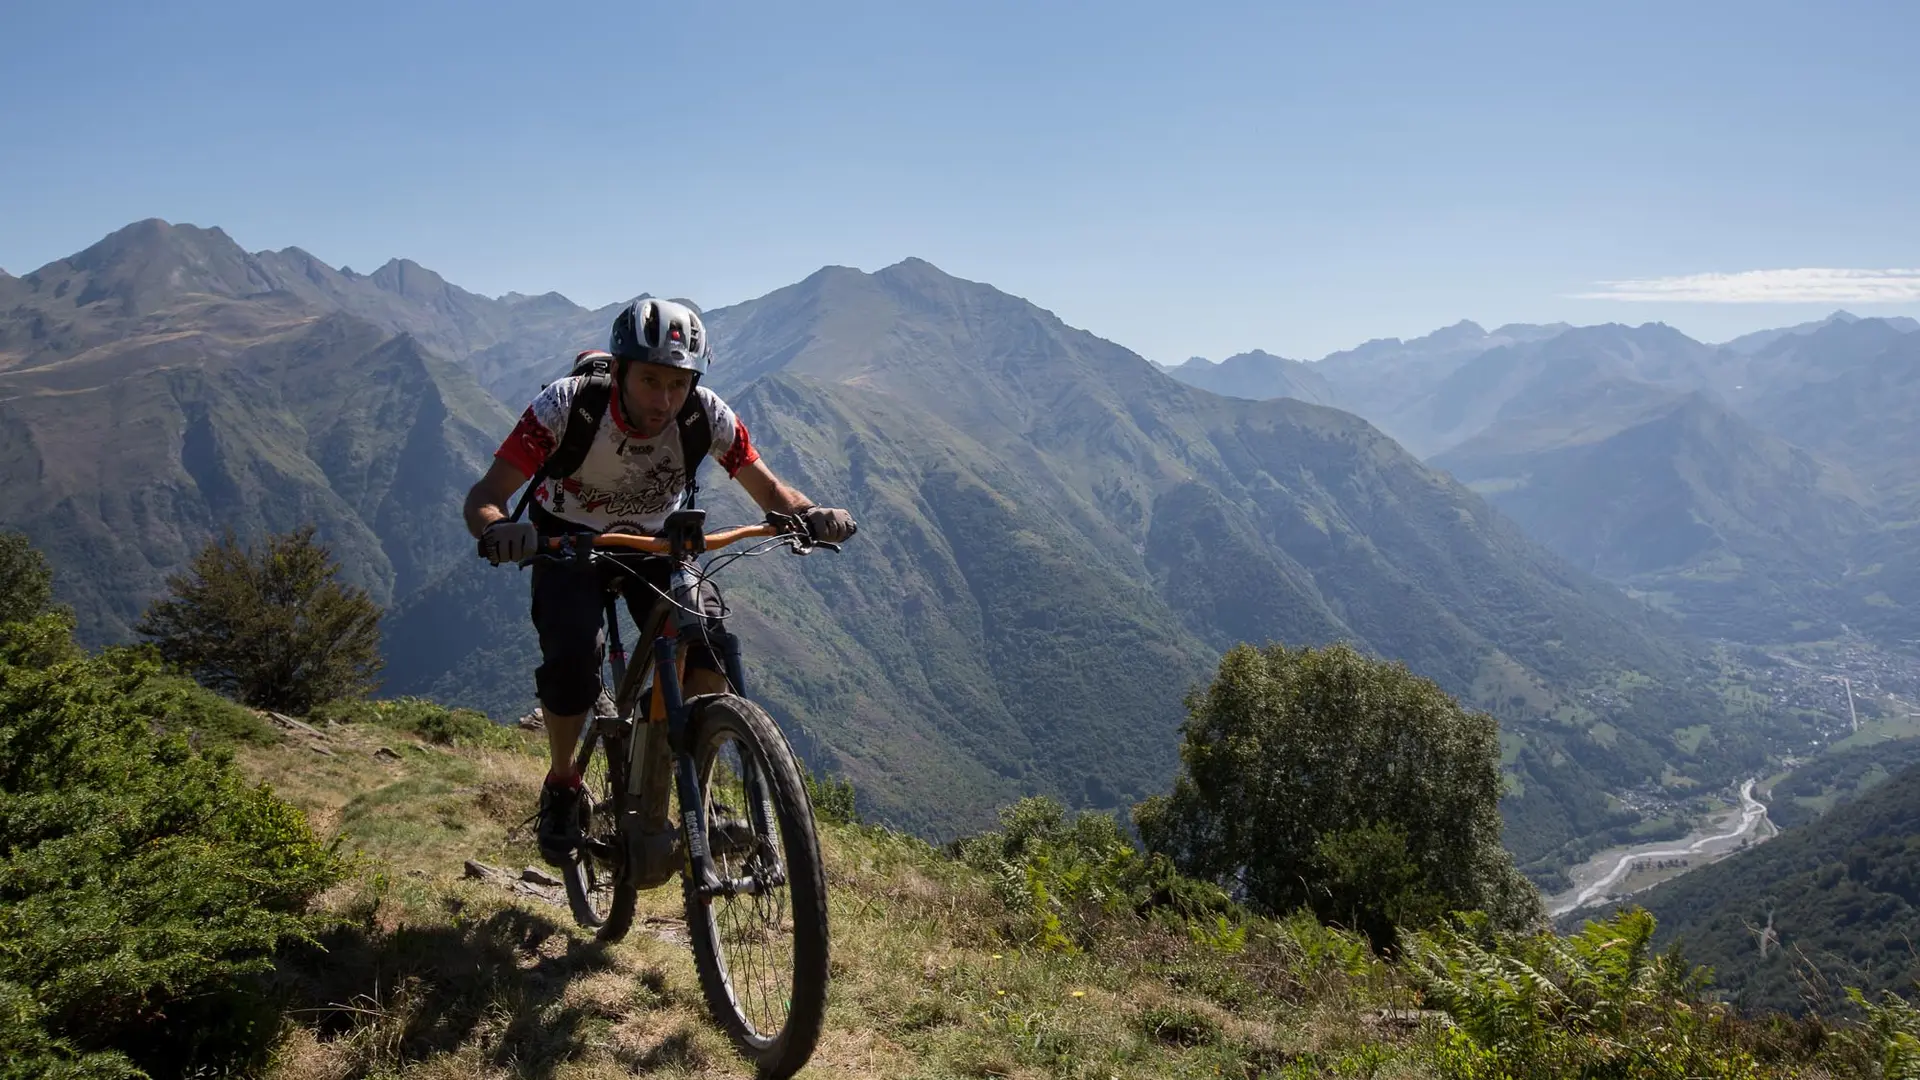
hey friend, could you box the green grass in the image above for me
[226,712,1911,1080]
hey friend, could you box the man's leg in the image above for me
[529,560,609,865]
[545,709,589,781]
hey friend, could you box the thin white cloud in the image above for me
[1572,267,1920,303]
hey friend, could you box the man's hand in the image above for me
[802,506,858,544]
[478,520,539,565]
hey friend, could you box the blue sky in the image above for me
[3,0,1916,361]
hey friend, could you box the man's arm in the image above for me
[732,458,859,542]
[732,458,812,515]
[465,458,531,538]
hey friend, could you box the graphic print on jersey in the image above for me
[564,458,684,518]
[494,377,758,534]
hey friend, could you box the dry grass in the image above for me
[239,720,1432,1079]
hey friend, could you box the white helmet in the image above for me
[608,298,708,374]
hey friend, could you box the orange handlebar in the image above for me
[542,523,783,555]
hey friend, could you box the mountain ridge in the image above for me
[0,220,1815,863]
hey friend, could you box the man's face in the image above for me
[620,362,694,437]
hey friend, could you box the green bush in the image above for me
[957,796,1238,951]
[1408,909,1762,1080]
[0,529,54,627]
[1852,988,1920,1079]
[136,526,383,714]
[99,644,280,748]
[805,768,860,826]
[312,695,516,748]
[0,615,343,1077]
[1137,642,1542,950]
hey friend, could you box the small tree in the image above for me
[0,529,54,626]
[1135,642,1542,950]
[137,527,382,713]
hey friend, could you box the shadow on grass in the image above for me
[272,900,650,1077]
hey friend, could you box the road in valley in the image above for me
[1547,780,1773,918]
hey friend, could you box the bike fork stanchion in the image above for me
[658,632,725,897]
[604,592,627,688]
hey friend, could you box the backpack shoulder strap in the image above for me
[509,374,612,522]
[676,389,713,509]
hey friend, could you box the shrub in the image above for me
[0,617,343,1076]
[957,796,1238,951]
[137,526,382,713]
[0,529,54,627]
[312,695,515,749]
[805,768,860,826]
[1408,909,1762,1080]
[1137,642,1542,949]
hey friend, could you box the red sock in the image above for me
[547,769,583,789]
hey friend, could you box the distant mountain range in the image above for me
[0,220,1822,865]
[1161,312,1920,646]
[1154,351,1338,407]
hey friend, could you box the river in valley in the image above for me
[1546,780,1775,918]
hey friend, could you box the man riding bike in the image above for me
[462,298,857,867]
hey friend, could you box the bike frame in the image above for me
[579,509,786,900]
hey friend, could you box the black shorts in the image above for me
[529,551,728,717]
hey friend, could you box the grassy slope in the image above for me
[238,707,1894,1080]
[241,718,1436,1079]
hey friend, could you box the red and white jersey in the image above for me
[495,377,759,534]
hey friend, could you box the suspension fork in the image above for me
[658,511,728,896]
[658,511,784,899]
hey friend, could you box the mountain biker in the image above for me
[461,298,857,867]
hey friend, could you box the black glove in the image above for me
[802,506,858,544]
[478,520,539,565]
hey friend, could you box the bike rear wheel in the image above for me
[683,694,829,1080]
[563,699,631,931]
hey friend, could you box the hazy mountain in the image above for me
[1158,350,1339,406]
[1630,761,1920,1016]
[389,258,1788,866]
[1739,329,1920,645]
[1301,316,1918,646]
[1377,323,1721,457]
[1435,391,1875,640]
[1296,321,1570,455]
[1731,322,1920,492]
[1718,310,1920,356]
[0,221,514,642]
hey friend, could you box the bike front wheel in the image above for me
[683,694,829,1080]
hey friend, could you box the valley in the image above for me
[1548,778,1775,917]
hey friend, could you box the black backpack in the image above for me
[509,349,712,525]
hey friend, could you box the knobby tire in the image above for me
[683,693,830,1080]
[563,699,632,932]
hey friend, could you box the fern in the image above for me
[1408,909,1762,1080]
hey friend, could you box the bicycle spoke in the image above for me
[701,730,796,1039]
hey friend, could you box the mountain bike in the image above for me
[524,508,843,1079]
